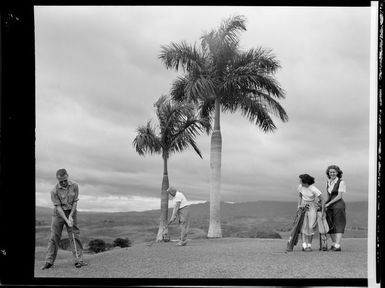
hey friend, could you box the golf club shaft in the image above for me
[72,231,79,259]
[149,221,172,246]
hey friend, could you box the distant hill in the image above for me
[36,201,368,247]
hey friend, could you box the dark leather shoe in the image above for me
[75,261,88,268]
[40,262,53,270]
[333,247,341,251]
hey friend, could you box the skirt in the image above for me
[300,201,318,236]
[326,206,346,233]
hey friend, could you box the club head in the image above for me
[146,241,155,247]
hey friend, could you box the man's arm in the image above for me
[56,205,72,226]
[51,189,71,226]
[170,201,181,222]
[68,183,79,225]
[68,202,77,226]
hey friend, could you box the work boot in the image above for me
[75,261,88,268]
[176,240,187,246]
[40,262,53,270]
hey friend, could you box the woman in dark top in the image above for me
[325,165,346,251]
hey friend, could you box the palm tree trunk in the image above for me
[207,98,222,238]
[156,155,170,241]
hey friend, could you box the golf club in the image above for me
[72,231,79,260]
[147,220,173,247]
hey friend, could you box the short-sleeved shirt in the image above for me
[327,177,346,194]
[51,180,79,211]
[297,184,322,202]
[171,191,189,209]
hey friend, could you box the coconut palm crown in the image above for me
[133,95,210,241]
[159,15,288,238]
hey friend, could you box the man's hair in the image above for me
[167,186,176,193]
[56,168,68,179]
[299,174,315,185]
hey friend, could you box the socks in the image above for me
[302,243,312,248]
[334,243,341,249]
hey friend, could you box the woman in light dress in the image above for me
[297,174,326,251]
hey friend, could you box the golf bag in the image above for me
[286,206,307,251]
[317,211,330,251]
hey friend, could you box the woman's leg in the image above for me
[333,207,346,249]
[302,233,307,250]
[335,233,343,247]
[330,233,336,247]
[306,205,317,249]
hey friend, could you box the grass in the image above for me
[35,237,368,279]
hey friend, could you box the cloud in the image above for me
[36,6,372,212]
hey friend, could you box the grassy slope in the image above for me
[36,201,368,247]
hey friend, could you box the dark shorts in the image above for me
[326,207,346,233]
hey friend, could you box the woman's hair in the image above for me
[325,165,343,179]
[299,174,315,185]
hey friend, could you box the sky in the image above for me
[35,6,373,212]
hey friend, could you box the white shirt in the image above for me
[171,191,189,209]
[327,177,346,194]
[297,184,322,202]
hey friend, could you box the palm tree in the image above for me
[133,95,209,241]
[159,15,288,238]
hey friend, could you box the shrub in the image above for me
[113,238,131,248]
[88,239,107,253]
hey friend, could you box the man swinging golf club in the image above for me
[41,169,87,270]
[167,186,190,246]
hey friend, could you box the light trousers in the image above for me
[45,209,83,264]
[177,206,190,241]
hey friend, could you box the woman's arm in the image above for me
[319,195,326,216]
[325,191,343,208]
[297,193,302,208]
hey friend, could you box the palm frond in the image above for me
[159,41,205,72]
[132,121,162,155]
[218,15,247,47]
[169,117,206,158]
[185,75,216,102]
[202,15,246,52]
[221,89,288,132]
[198,97,215,134]
[222,64,286,99]
[170,76,189,102]
[235,48,281,74]
[239,97,277,132]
